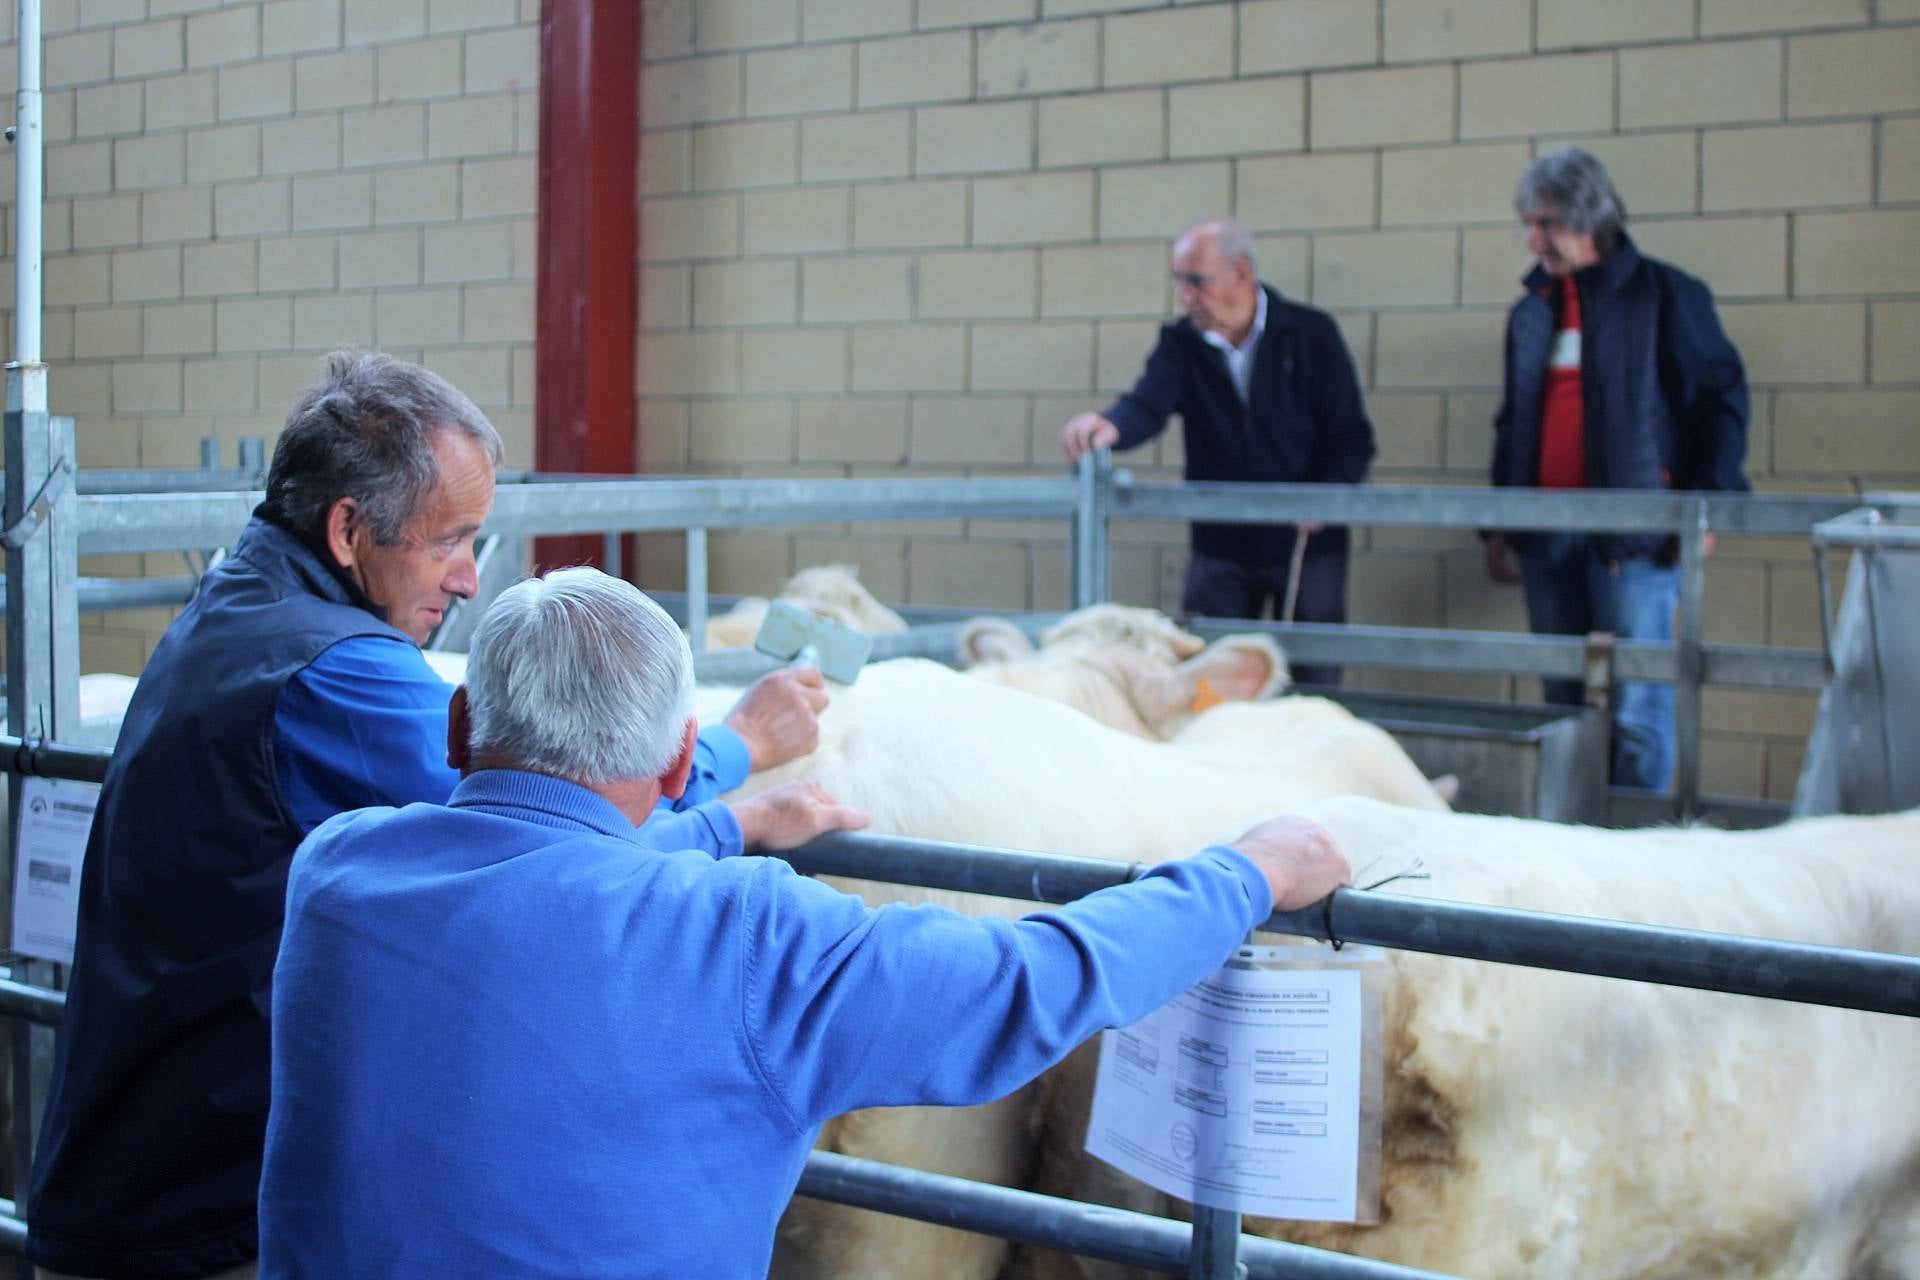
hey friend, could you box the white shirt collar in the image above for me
[1199,285,1267,356]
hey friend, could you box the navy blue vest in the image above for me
[28,515,409,1278]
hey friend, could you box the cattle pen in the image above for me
[3,425,1919,1278]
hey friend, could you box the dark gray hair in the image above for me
[265,350,503,546]
[1514,146,1628,253]
[464,568,695,785]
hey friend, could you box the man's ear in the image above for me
[660,718,699,801]
[447,685,472,772]
[324,496,360,570]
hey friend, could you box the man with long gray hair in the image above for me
[257,566,1351,1277]
[1059,217,1375,687]
[28,352,835,1280]
[1485,146,1749,791]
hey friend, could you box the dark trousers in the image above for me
[1181,544,1349,688]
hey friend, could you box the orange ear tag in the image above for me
[1189,676,1227,714]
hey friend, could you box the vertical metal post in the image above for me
[1672,499,1708,817]
[237,435,267,481]
[601,530,622,579]
[11,14,63,1263]
[1071,449,1111,608]
[1187,1202,1243,1278]
[685,527,708,656]
[197,436,219,471]
[13,0,43,367]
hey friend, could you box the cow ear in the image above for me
[956,617,1034,667]
[1176,635,1291,710]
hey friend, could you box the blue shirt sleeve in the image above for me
[669,724,750,810]
[739,845,1274,1129]
[638,801,744,860]
[275,635,461,835]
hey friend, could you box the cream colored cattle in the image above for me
[719,658,1451,1279]
[704,563,909,651]
[960,605,1451,811]
[1016,799,1920,1280]
[959,605,1289,741]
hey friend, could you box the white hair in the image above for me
[464,567,694,785]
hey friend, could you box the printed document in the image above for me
[11,776,99,964]
[1086,951,1373,1221]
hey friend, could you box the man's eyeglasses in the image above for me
[1170,270,1214,290]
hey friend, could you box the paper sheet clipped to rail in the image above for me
[1085,945,1384,1223]
[10,776,100,965]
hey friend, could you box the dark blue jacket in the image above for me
[28,514,404,1279]
[1493,234,1749,560]
[1105,286,1375,566]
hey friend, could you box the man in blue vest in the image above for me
[27,351,849,1280]
[1484,148,1749,790]
[258,566,1350,1277]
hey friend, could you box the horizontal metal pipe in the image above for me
[0,976,64,1027]
[1268,895,1920,1018]
[789,832,1920,1018]
[77,482,1866,554]
[1114,481,1860,536]
[796,1151,1460,1280]
[1813,524,1920,551]
[0,733,112,783]
[1188,619,1827,691]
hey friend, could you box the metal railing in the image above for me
[0,451,1907,1277]
[0,738,1915,1274]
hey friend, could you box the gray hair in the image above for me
[464,568,695,786]
[266,349,504,546]
[1181,217,1259,274]
[1514,146,1628,252]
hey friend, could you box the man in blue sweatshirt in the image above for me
[260,566,1351,1279]
[29,352,833,1280]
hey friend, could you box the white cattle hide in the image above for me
[1016,798,1920,1280]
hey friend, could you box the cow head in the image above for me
[957,605,1290,739]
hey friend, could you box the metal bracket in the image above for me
[1582,630,1616,711]
[1,453,72,550]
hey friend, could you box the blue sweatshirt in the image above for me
[260,770,1274,1279]
[273,633,749,852]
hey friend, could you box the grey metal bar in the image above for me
[795,1151,1459,1280]
[601,530,622,579]
[0,735,113,783]
[1112,481,1862,537]
[0,1211,24,1252]
[1188,1204,1243,1280]
[786,832,1920,1017]
[1071,452,1111,609]
[685,528,709,658]
[0,976,63,1027]
[693,612,1075,682]
[1673,499,1709,816]
[1186,618,1827,691]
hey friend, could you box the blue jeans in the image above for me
[1517,533,1678,791]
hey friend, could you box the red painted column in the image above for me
[533,0,639,571]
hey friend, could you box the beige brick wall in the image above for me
[0,0,540,672]
[7,2,1918,804]
[639,0,1920,802]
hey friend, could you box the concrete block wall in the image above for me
[638,0,1920,801]
[0,0,540,673]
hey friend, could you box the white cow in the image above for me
[959,606,1454,810]
[723,657,1450,1279]
[721,655,1920,1280]
[704,563,909,651]
[1015,799,1920,1280]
